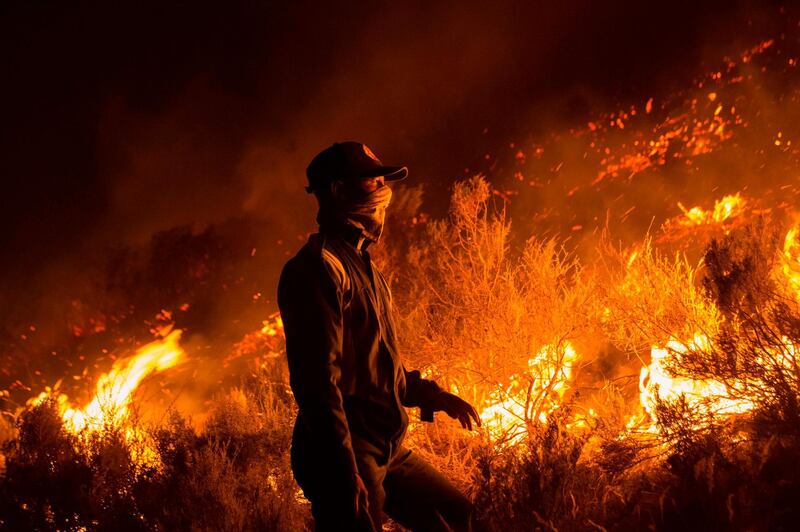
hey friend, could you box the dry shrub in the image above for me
[700,222,800,437]
[395,176,594,433]
[596,219,800,529]
[0,372,307,531]
[387,177,612,530]
[655,221,800,529]
[145,373,306,531]
[613,221,800,440]
[596,234,720,354]
[0,398,148,530]
[472,407,655,532]
[403,182,800,529]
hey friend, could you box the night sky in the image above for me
[0,0,785,312]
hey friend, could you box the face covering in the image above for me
[338,184,392,243]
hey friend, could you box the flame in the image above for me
[636,335,754,432]
[677,193,745,227]
[628,226,800,435]
[480,341,578,442]
[5,33,799,484]
[31,330,185,434]
[781,225,800,298]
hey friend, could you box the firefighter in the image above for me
[278,142,482,531]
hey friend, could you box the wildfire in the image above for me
[4,28,800,511]
[31,329,186,434]
[626,224,800,436]
[480,341,578,442]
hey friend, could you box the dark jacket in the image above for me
[277,227,443,481]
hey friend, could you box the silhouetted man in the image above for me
[278,142,482,531]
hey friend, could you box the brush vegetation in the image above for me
[2,178,800,530]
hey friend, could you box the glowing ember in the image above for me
[260,316,283,336]
[480,342,578,442]
[225,312,284,369]
[31,330,186,434]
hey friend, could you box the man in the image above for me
[278,141,482,531]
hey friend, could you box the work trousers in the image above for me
[293,442,474,531]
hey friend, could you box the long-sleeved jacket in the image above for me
[277,226,443,480]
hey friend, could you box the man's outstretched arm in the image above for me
[278,256,360,485]
[402,367,482,429]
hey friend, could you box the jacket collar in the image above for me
[319,222,372,251]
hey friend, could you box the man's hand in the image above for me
[436,392,482,430]
[353,473,370,518]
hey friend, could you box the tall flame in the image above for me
[32,330,185,434]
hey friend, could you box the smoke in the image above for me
[1,0,757,252]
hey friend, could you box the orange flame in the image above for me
[677,193,746,228]
[781,225,800,299]
[31,329,185,434]
[480,341,578,442]
[635,335,754,432]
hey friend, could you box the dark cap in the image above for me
[305,141,408,193]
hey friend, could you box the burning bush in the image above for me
[595,218,800,529]
[393,179,800,529]
[394,177,595,444]
[1,398,148,530]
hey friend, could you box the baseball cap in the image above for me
[305,141,408,193]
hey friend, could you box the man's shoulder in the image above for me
[285,233,346,269]
[280,233,349,288]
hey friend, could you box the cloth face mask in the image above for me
[340,184,392,243]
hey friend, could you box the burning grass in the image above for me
[395,179,800,530]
